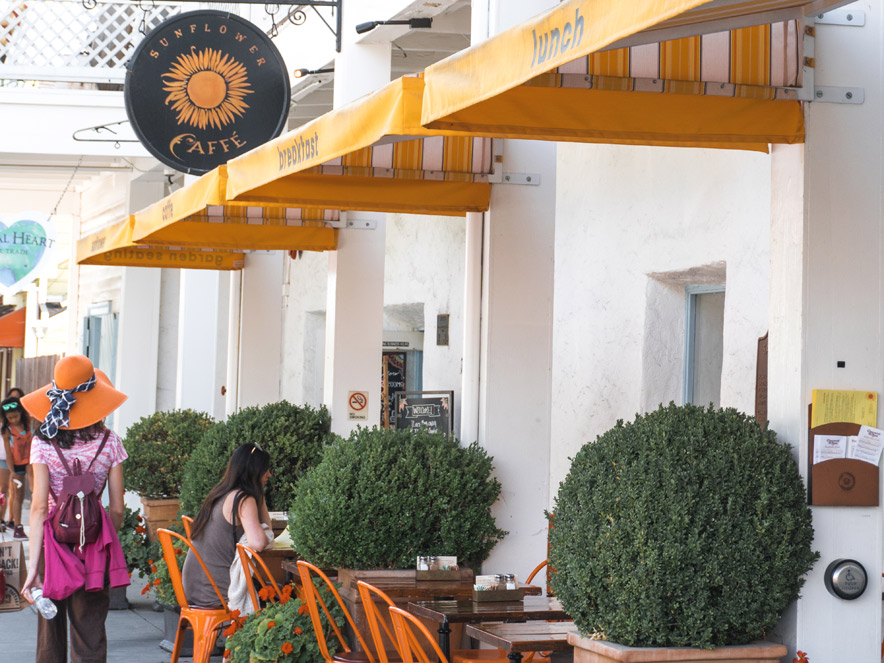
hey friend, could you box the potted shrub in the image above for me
[290,427,505,570]
[124,409,214,540]
[224,582,344,663]
[180,401,332,516]
[550,403,819,663]
[290,426,506,648]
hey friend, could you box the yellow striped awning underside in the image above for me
[422,0,851,149]
[131,166,339,251]
[226,76,492,211]
[77,217,246,270]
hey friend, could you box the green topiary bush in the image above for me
[180,401,332,516]
[124,409,215,498]
[549,403,818,649]
[290,427,506,569]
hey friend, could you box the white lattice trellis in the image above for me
[0,1,274,83]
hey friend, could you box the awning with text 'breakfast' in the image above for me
[131,166,338,251]
[77,217,246,271]
[0,307,26,348]
[422,0,852,150]
[225,76,492,216]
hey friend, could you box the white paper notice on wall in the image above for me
[814,435,848,464]
[847,425,884,466]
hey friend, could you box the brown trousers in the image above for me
[36,585,110,663]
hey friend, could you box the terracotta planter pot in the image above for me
[569,633,787,663]
[140,496,181,543]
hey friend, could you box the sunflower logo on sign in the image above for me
[162,47,253,130]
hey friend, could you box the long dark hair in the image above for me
[190,443,271,541]
[46,421,107,450]
[1,397,31,438]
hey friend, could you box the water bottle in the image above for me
[29,588,58,620]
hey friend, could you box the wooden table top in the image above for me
[407,596,568,624]
[465,622,579,653]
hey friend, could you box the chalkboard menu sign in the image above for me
[394,391,454,438]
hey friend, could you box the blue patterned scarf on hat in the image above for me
[40,374,97,438]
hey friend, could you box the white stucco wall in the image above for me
[384,213,466,436]
[550,143,771,491]
[279,213,466,429]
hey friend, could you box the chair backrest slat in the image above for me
[297,560,375,663]
[236,543,286,612]
[158,527,229,611]
[389,606,449,663]
[357,580,402,663]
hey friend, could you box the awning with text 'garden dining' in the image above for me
[131,166,339,251]
[77,216,246,271]
[225,76,493,216]
[422,0,852,150]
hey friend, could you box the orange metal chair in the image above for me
[389,606,451,663]
[356,581,406,663]
[158,528,234,663]
[181,515,194,540]
[297,559,376,663]
[236,542,295,612]
[452,561,552,663]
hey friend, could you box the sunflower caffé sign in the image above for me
[125,10,290,174]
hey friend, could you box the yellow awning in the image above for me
[131,167,339,251]
[422,0,851,149]
[226,76,492,215]
[77,217,246,271]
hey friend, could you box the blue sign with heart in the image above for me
[0,213,57,295]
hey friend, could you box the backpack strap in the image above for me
[85,429,111,472]
[50,439,74,476]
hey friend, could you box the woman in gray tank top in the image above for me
[182,443,272,607]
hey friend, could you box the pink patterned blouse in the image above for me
[30,428,128,509]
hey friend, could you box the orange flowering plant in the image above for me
[225,581,344,663]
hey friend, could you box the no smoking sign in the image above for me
[347,391,369,421]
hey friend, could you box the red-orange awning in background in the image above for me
[0,307,26,348]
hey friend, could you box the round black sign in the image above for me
[125,10,290,174]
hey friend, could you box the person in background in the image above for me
[183,443,272,607]
[0,412,9,532]
[20,355,130,663]
[6,386,24,399]
[1,396,32,539]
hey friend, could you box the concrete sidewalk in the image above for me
[1,500,221,663]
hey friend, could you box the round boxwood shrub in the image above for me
[290,427,506,569]
[180,401,332,516]
[549,403,818,649]
[124,409,215,499]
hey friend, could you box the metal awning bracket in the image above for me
[487,140,540,186]
[815,8,865,26]
[797,14,865,104]
[328,219,377,229]
[813,86,864,104]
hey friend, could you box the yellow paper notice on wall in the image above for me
[811,390,878,428]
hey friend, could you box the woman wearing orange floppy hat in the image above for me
[20,355,130,663]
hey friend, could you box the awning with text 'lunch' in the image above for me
[77,217,246,270]
[422,0,852,150]
[0,307,26,348]
[131,167,339,251]
[225,76,492,216]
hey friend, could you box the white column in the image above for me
[237,252,284,408]
[322,30,391,436]
[114,267,161,434]
[768,8,884,661]
[460,212,483,444]
[226,269,242,415]
[114,173,165,433]
[175,269,224,417]
[468,0,559,579]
